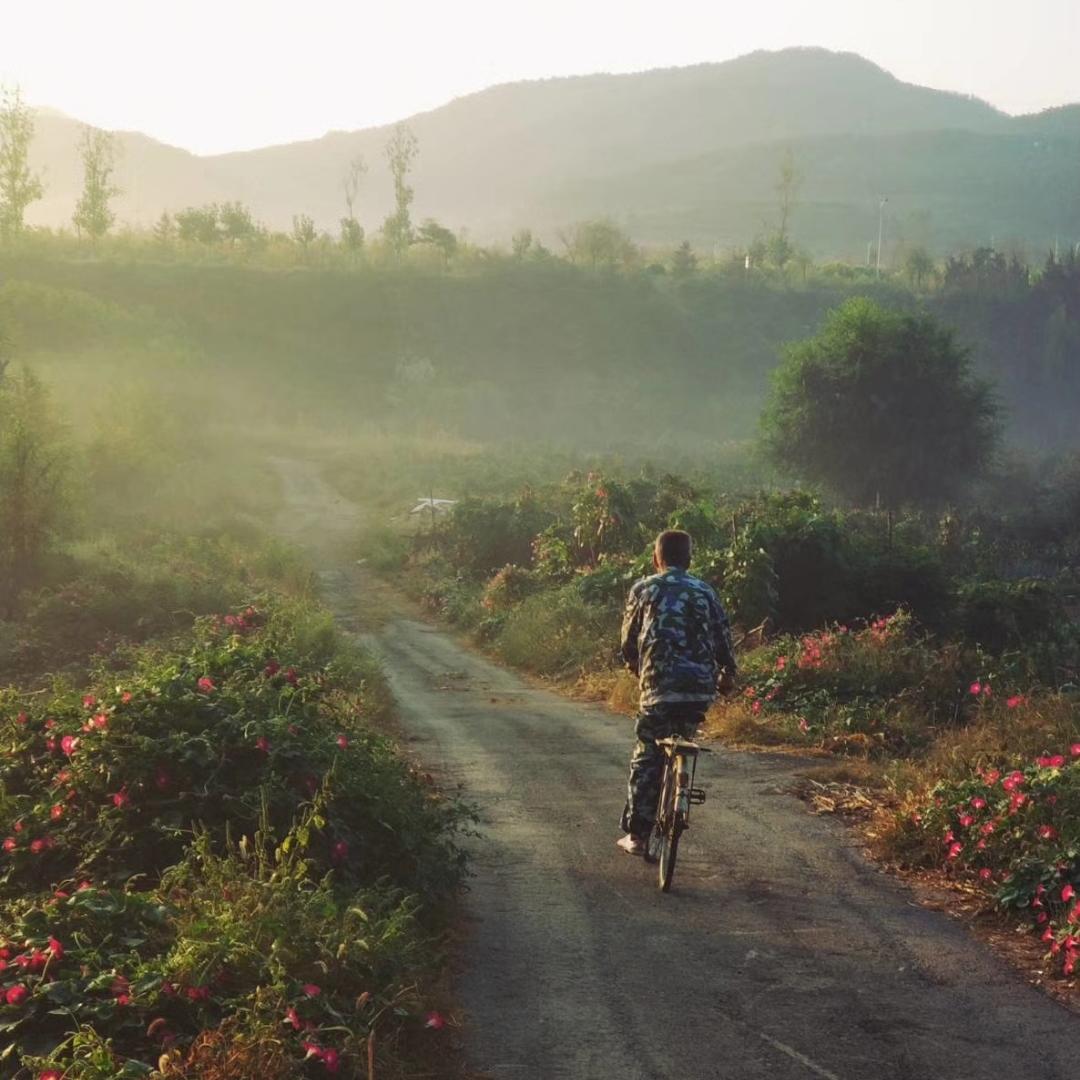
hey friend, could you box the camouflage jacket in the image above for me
[620,568,737,710]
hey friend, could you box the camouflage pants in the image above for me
[620,703,707,837]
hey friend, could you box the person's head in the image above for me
[653,529,692,571]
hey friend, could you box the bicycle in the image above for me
[645,736,709,891]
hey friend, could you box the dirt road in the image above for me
[275,459,1078,1080]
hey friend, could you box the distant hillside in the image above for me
[23,48,1080,256]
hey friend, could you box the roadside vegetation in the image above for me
[0,320,468,1075]
[348,298,1080,988]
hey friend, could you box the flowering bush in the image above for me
[726,611,983,751]
[901,701,1080,977]
[0,601,467,1077]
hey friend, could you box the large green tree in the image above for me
[72,126,121,240]
[0,86,44,241]
[761,298,999,507]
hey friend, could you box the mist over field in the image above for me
[3,30,1080,1080]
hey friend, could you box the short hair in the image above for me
[655,529,692,569]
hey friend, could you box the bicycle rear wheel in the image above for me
[654,762,681,891]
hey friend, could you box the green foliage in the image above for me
[72,128,121,241]
[0,600,467,1075]
[0,368,71,613]
[762,298,1000,507]
[560,219,637,269]
[382,124,418,256]
[0,86,44,241]
[901,719,1080,978]
[445,494,554,576]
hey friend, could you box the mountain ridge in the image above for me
[21,47,1080,256]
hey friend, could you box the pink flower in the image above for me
[3,838,15,853]
[1006,695,1025,709]
[1063,885,1076,903]
[285,668,299,687]
[424,1010,446,1030]
[15,712,27,726]
[1071,744,1080,757]
[264,659,280,678]
[255,736,270,753]
[336,734,349,750]
[81,695,97,710]
[978,868,992,881]
[285,1006,302,1030]
[120,691,133,704]
[980,821,996,836]
[47,937,63,960]
[111,789,130,809]
[750,700,762,715]
[331,840,349,864]
[947,842,963,859]
[1039,824,1058,841]
[958,814,974,828]
[301,983,321,997]
[197,677,215,694]
[969,682,982,696]
[60,735,79,756]
[39,1071,63,1080]
[983,769,1001,785]
[30,839,48,854]
[4,985,27,1005]
[971,797,987,810]
[50,804,64,821]
[775,656,787,671]
[92,713,108,730]
[321,1049,340,1072]
[1002,771,1025,792]
[982,684,992,698]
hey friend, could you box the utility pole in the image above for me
[876,196,888,278]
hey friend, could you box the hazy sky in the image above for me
[4,0,1078,155]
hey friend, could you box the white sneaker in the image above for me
[616,834,645,856]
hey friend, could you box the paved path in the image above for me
[276,457,1078,1080]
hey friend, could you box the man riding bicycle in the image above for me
[617,529,737,855]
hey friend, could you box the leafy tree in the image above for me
[0,85,44,241]
[416,218,457,262]
[0,368,70,613]
[292,214,317,249]
[152,211,175,245]
[219,201,260,244]
[560,219,637,269]
[904,246,935,290]
[381,124,418,256]
[671,240,698,278]
[72,127,121,241]
[339,216,364,252]
[511,228,534,260]
[175,204,220,245]
[761,298,999,507]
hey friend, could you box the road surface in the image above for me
[275,457,1077,1080]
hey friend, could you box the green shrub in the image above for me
[495,586,616,676]
[0,601,468,1075]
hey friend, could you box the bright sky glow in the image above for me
[3,0,1079,155]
